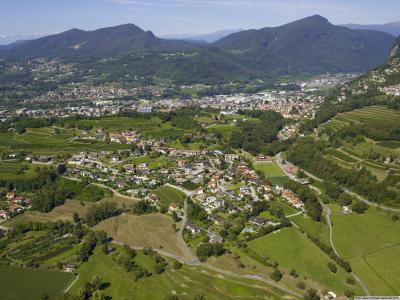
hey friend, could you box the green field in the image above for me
[0,160,39,181]
[96,214,189,258]
[0,265,73,300]
[249,228,362,295]
[207,124,239,139]
[330,206,400,295]
[61,116,193,139]
[154,185,186,207]
[70,247,294,300]
[0,127,132,156]
[254,162,289,186]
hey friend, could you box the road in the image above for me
[164,183,200,264]
[276,153,400,213]
[64,177,140,202]
[276,152,372,295]
[91,182,140,202]
[64,274,80,293]
[111,241,302,298]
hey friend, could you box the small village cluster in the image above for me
[0,191,31,221]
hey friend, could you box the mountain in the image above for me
[0,16,397,80]
[214,15,396,75]
[0,24,196,60]
[163,29,243,43]
[0,34,47,45]
[342,21,400,37]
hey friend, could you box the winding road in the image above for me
[276,153,371,295]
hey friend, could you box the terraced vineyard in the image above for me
[317,106,400,183]
[318,106,400,133]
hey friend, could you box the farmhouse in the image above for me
[249,216,268,227]
[208,232,223,244]
[186,223,201,234]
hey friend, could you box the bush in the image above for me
[270,269,283,282]
[297,281,306,290]
[327,262,337,273]
[346,277,356,285]
[154,263,165,274]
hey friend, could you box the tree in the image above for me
[304,288,320,300]
[73,212,80,224]
[154,263,165,274]
[270,269,283,282]
[327,262,337,273]
[90,275,102,291]
[92,290,105,300]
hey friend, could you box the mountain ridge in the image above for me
[0,16,396,79]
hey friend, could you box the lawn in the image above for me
[248,228,362,295]
[254,163,289,186]
[207,124,239,139]
[70,247,293,300]
[0,265,73,300]
[330,207,400,295]
[95,213,189,258]
[254,163,285,177]
[0,161,38,181]
[154,185,186,207]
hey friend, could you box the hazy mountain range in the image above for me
[0,15,396,82]
[342,21,400,37]
[0,34,47,45]
[163,29,243,43]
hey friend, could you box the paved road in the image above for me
[276,153,400,213]
[164,183,200,264]
[92,182,140,202]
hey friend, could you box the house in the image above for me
[185,223,201,234]
[208,232,223,244]
[343,206,352,215]
[326,291,337,299]
[65,264,77,272]
[282,189,304,210]
[227,204,239,214]
[255,154,273,162]
[224,154,239,163]
[6,191,15,200]
[208,214,224,225]
[249,216,268,227]
[168,202,179,213]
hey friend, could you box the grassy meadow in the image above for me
[330,206,400,295]
[70,246,293,300]
[248,227,362,295]
[0,265,73,300]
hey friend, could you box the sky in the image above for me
[1,0,400,37]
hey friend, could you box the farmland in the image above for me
[0,127,131,156]
[0,160,39,181]
[0,265,73,300]
[249,227,362,294]
[70,246,292,300]
[330,206,400,295]
[153,185,187,207]
[318,106,400,134]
